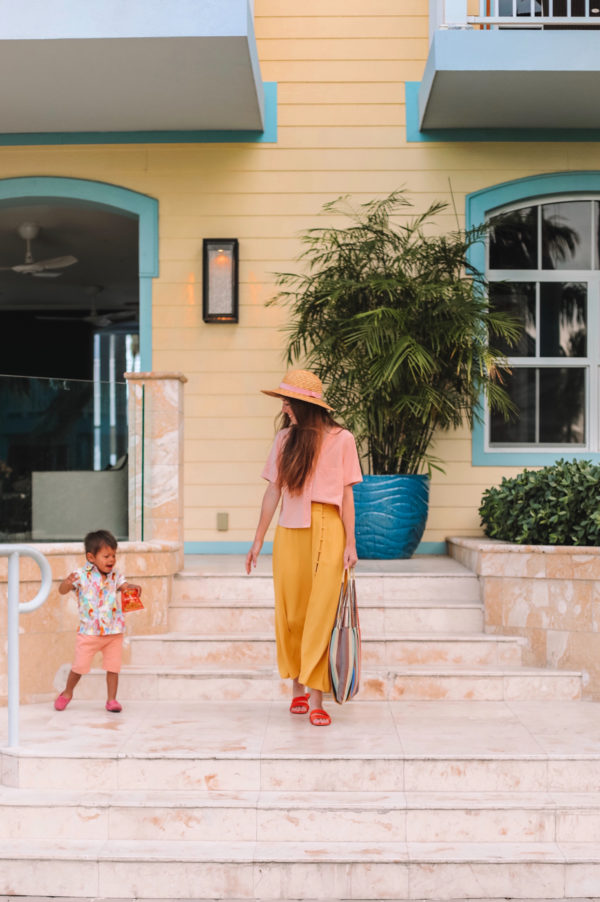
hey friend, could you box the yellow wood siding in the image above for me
[1,0,599,548]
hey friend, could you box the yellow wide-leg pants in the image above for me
[272,502,345,692]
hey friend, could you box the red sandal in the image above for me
[309,708,331,726]
[289,693,310,714]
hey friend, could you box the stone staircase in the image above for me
[1,555,600,900]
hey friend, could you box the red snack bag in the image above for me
[121,586,144,613]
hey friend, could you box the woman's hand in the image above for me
[343,542,358,570]
[245,538,263,574]
[245,482,281,575]
[341,484,358,571]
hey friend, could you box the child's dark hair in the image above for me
[84,530,118,555]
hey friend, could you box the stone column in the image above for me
[125,372,186,566]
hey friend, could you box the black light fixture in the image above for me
[202,239,239,323]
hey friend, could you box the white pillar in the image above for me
[445,0,469,26]
[429,0,445,42]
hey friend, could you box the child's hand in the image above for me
[58,572,79,595]
[121,582,142,596]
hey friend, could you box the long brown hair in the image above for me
[277,398,341,494]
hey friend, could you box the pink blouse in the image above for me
[261,427,363,528]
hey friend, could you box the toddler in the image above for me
[54,529,141,713]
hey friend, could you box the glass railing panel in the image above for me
[0,373,134,542]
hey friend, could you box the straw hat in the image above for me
[262,369,333,411]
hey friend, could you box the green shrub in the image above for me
[479,459,600,546]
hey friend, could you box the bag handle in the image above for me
[335,567,358,630]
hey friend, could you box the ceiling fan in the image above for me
[36,286,138,327]
[0,221,78,277]
[36,303,137,328]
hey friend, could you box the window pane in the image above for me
[489,207,538,270]
[489,282,536,356]
[490,369,536,443]
[542,201,591,270]
[539,282,587,357]
[539,368,585,443]
[511,0,542,13]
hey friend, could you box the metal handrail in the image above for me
[468,16,600,24]
[1,545,52,748]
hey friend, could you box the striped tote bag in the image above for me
[329,568,361,704]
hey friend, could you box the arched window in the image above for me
[487,196,599,450]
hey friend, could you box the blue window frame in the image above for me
[467,171,600,466]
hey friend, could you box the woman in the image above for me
[245,369,362,726]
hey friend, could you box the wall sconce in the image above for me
[202,239,239,323]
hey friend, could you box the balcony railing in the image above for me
[437,0,600,29]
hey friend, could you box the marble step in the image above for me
[0,899,591,902]
[128,633,524,669]
[68,663,581,703]
[2,786,600,844]
[0,838,598,900]
[5,699,600,797]
[169,598,485,636]
[5,742,596,796]
[173,572,481,605]
[0,898,593,902]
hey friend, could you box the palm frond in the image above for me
[271,191,522,474]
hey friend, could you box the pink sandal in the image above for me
[54,694,71,711]
[105,699,122,713]
[290,693,310,714]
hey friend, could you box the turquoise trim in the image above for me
[0,83,277,146]
[184,540,445,556]
[185,541,274,555]
[139,279,153,372]
[0,176,158,368]
[406,82,600,143]
[415,542,447,555]
[467,171,600,467]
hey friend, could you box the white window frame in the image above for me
[485,193,600,454]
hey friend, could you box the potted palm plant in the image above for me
[272,191,520,558]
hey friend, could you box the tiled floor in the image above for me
[3,697,600,761]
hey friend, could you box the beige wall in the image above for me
[2,0,600,547]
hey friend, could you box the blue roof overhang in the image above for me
[0,0,265,134]
[419,30,600,130]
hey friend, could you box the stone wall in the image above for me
[0,541,180,704]
[448,537,600,698]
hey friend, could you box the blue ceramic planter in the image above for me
[353,474,429,559]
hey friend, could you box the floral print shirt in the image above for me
[72,563,126,636]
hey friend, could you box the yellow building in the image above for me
[1,0,600,556]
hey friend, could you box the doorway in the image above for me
[0,177,158,540]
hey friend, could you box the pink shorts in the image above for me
[72,634,124,675]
